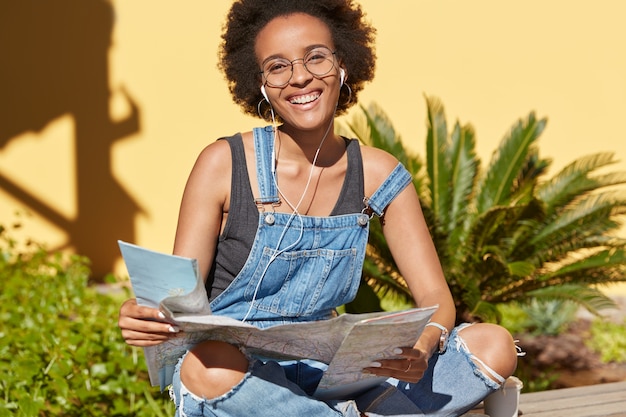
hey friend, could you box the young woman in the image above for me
[118,1,519,415]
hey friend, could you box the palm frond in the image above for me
[531,192,626,249]
[540,247,626,281]
[426,96,452,229]
[501,198,547,259]
[353,103,411,166]
[526,284,617,316]
[507,261,537,277]
[464,206,526,255]
[510,148,551,205]
[343,97,626,327]
[538,152,626,214]
[447,121,479,242]
[469,301,501,323]
[475,113,547,213]
[361,259,412,302]
[345,103,428,198]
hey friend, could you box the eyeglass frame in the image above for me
[259,47,339,88]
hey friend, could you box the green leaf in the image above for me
[475,113,547,213]
[426,96,452,228]
[342,96,626,328]
[447,121,478,239]
[527,285,616,315]
[507,261,536,277]
[538,152,626,214]
[531,192,626,246]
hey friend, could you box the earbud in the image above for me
[261,85,269,102]
[340,69,345,86]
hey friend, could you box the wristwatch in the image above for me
[425,322,449,354]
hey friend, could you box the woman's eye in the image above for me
[306,52,327,63]
[267,61,289,73]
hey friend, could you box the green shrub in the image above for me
[346,99,626,324]
[587,318,626,363]
[0,225,172,416]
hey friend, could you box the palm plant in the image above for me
[344,96,626,324]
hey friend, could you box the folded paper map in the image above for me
[118,240,437,397]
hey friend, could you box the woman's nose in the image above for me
[289,60,313,85]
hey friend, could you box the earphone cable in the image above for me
[242,80,339,323]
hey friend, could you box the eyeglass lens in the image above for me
[262,47,335,87]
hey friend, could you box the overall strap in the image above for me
[253,126,280,205]
[365,163,412,217]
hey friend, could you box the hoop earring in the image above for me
[257,98,270,119]
[340,83,353,105]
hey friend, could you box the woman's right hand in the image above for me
[118,298,181,347]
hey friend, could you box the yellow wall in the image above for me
[1,1,625,294]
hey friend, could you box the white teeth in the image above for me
[290,93,320,104]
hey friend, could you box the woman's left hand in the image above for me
[363,347,429,383]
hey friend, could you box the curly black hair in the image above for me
[218,0,376,120]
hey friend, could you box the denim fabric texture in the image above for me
[170,127,499,416]
[172,353,363,417]
[355,324,501,416]
[209,127,410,329]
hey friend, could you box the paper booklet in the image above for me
[118,240,437,398]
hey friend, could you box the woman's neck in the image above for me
[276,122,342,167]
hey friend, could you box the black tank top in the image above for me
[206,133,365,301]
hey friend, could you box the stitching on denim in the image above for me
[362,385,398,412]
[366,163,412,216]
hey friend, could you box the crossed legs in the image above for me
[178,323,518,404]
[180,340,249,399]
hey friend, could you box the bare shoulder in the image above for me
[195,136,233,170]
[185,136,237,204]
[359,144,401,194]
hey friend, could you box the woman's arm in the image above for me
[172,139,232,279]
[381,177,456,353]
[118,139,232,347]
[362,147,455,382]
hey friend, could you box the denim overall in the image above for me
[208,126,410,328]
[171,127,502,417]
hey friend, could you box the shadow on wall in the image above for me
[0,0,142,280]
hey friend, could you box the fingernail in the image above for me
[168,325,180,333]
[393,348,403,355]
[369,362,382,368]
[158,312,166,319]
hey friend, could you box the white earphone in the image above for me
[261,85,269,102]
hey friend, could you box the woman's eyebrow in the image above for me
[261,44,334,64]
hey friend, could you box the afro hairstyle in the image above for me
[218,0,376,120]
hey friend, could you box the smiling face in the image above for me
[255,13,344,134]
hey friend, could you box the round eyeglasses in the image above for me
[260,47,337,88]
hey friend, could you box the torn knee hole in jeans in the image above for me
[455,333,506,385]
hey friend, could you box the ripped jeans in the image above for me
[170,323,503,417]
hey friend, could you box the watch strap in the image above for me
[425,321,449,354]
